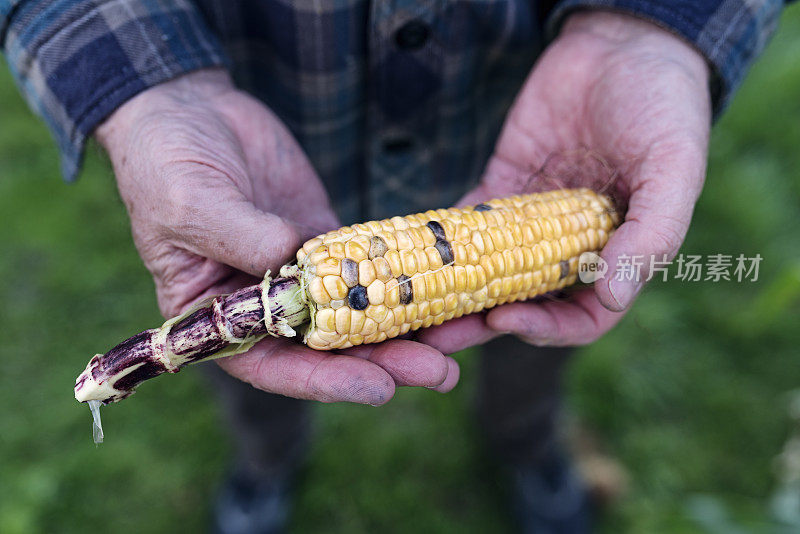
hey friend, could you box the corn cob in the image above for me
[75,188,619,406]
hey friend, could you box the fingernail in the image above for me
[608,279,642,310]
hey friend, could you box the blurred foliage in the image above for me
[1,7,799,534]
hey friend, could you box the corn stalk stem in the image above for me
[74,271,309,404]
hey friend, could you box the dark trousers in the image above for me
[202,336,572,476]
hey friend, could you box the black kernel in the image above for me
[434,239,454,265]
[348,285,369,310]
[426,221,446,241]
[398,275,413,305]
[559,260,570,280]
[475,203,492,211]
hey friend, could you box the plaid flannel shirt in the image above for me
[0,0,787,223]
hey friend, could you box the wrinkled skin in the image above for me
[418,11,711,352]
[97,10,710,403]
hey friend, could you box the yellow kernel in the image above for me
[440,220,455,240]
[296,249,307,263]
[465,265,478,291]
[362,318,378,336]
[454,266,467,292]
[487,279,502,298]
[387,325,401,339]
[308,276,331,305]
[385,279,400,308]
[410,319,423,331]
[350,310,366,334]
[317,329,343,344]
[430,298,445,315]
[305,331,327,350]
[413,248,429,273]
[358,259,376,286]
[389,215,408,230]
[480,255,496,280]
[466,244,480,265]
[444,293,458,313]
[367,279,386,305]
[412,275,427,301]
[328,241,345,259]
[422,316,435,328]
[481,229,495,255]
[365,220,383,234]
[323,275,348,300]
[455,223,471,244]
[373,257,392,281]
[345,242,366,263]
[408,227,426,249]
[442,267,455,293]
[316,308,336,332]
[392,306,406,326]
[379,312,394,332]
[522,224,536,247]
[302,237,324,254]
[330,299,345,309]
[406,303,419,323]
[348,333,364,345]
[401,250,418,276]
[316,257,341,277]
[418,301,430,319]
[475,266,487,290]
[540,241,553,264]
[426,246,443,270]
[395,230,413,250]
[307,248,329,265]
[491,251,505,276]
[453,242,467,265]
[471,231,485,255]
[385,249,403,277]
[489,227,506,251]
[532,244,545,269]
[335,307,351,333]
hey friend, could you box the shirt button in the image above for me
[382,136,414,153]
[394,20,431,51]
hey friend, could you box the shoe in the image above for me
[212,469,292,534]
[510,449,592,534]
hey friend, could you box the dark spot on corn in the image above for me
[341,258,359,287]
[398,275,413,305]
[559,260,570,280]
[426,221,446,241]
[368,236,388,259]
[475,203,492,211]
[348,285,369,310]
[434,240,454,265]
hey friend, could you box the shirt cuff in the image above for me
[546,0,784,116]
[2,0,227,182]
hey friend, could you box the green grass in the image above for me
[2,9,800,533]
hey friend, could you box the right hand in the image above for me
[96,68,458,406]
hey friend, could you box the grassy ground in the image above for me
[1,9,800,533]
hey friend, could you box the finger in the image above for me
[429,357,460,393]
[415,314,499,354]
[596,144,706,311]
[486,290,624,346]
[217,338,395,406]
[340,339,450,388]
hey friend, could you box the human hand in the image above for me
[419,11,711,352]
[97,69,458,405]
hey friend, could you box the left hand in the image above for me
[418,10,711,352]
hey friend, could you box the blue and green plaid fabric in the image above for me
[0,0,788,223]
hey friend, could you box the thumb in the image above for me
[595,148,706,311]
[167,180,304,277]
